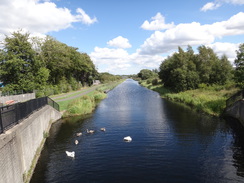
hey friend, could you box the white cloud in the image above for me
[0,0,97,38]
[200,2,221,12]
[90,47,129,64]
[91,12,244,74]
[201,0,244,11]
[76,8,97,25]
[138,12,244,55]
[207,42,240,63]
[207,12,244,37]
[107,36,132,49]
[141,13,174,31]
[90,44,165,74]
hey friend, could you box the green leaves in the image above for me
[234,43,244,88]
[0,31,98,94]
[159,45,233,92]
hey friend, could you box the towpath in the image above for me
[51,85,100,102]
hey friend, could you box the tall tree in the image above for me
[40,36,71,85]
[0,31,41,91]
[234,43,244,88]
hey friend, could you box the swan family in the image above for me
[66,127,132,158]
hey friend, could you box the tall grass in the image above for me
[64,91,106,117]
[140,80,239,116]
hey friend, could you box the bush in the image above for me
[152,78,158,85]
[146,79,152,84]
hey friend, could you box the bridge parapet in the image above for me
[224,90,244,126]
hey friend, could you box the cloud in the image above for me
[201,0,244,11]
[138,12,244,55]
[207,42,240,63]
[0,0,97,37]
[91,12,243,74]
[200,2,221,12]
[107,36,132,49]
[90,44,165,74]
[141,13,174,31]
[76,8,97,25]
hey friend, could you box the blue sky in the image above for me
[0,0,243,75]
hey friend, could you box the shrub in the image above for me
[152,78,158,85]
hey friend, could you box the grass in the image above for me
[63,91,106,117]
[50,86,99,100]
[56,80,124,117]
[96,80,124,92]
[140,80,240,116]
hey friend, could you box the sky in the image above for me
[0,0,243,75]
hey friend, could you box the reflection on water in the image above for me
[31,79,244,183]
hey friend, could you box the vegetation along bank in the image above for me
[132,44,244,116]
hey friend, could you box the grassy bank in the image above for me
[63,91,106,117]
[140,81,239,116]
[57,80,124,117]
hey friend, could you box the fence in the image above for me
[226,90,244,107]
[0,97,59,134]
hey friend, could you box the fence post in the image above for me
[0,108,3,133]
[15,103,20,124]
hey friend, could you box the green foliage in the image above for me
[64,91,106,117]
[151,78,158,85]
[137,69,157,80]
[0,31,98,94]
[159,45,233,92]
[99,72,122,83]
[234,43,244,89]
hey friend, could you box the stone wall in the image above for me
[224,100,244,126]
[0,105,61,183]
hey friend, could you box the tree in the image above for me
[234,43,244,88]
[137,69,155,80]
[40,36,72,85]
[0,31,42,92]
[159,46,199,92]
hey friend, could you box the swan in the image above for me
[66,151,75,158]
[100,127,106,132]
[76,132,82,137]
[87,129,95,134]
[75,140,79,145]
[123,136,132,142]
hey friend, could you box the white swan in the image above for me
[100,127,106,132]
[66,151,75,158]
[75,140,79,145]
[76,132,82,137]
[87,129,95,134]
[123,136,132,142]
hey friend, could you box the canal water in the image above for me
[31,79,244,183]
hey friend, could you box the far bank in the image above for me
[139,80,240,116]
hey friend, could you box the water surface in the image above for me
[31,79,244,183]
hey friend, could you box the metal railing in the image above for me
[0,97,59,134]
[226,90,244,107]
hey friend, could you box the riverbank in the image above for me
[52,80,124,117]
[140,81,239,116]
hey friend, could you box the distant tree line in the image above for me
[0,31,120,96]
[99,72,122,83]
[137,44,244,92]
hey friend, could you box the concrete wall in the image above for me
[224,100,244,126]
[0,93,36,104]
[0,105,61,183]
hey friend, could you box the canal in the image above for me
[31,79,244,183]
